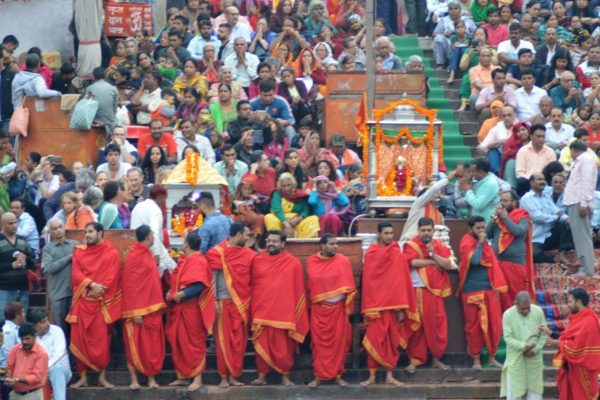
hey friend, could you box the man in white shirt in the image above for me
[95,143,132,181]
[10,198,40,258]
[132,71,162,125]
[174,119,216,163]
[224,6,252,43]
[0,302,24,369]
[187,19,221,60]
[497,23,535,66]
[31,309,71,400]
[130,184,176,277]
[545,107,574,151]
[515,69,548,121]
[224,37,259,89]
[563,140,598,276]
[216,23,235,62]
[479,105,516,174]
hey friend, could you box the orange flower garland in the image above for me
[185,152,199,185]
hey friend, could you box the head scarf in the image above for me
[314,175,349,214]
[292,48,321,77]
[500,121,531,177]
[313,42,335,65]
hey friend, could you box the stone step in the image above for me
[65,381,559,400]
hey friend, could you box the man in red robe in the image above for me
[551,288,600,400]
[458,216,508,370]
[206,222,256,388]
[67,222,122,389]
[487,191,535,311]
[306,233,357,388]
[250,230,309,386]
[360,222,419,387]
[403,216,453,373]
[165,233,215,392]
[122,225,167,389]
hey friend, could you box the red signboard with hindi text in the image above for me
[104,3,153,37]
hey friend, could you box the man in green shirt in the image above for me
[500,291,547,400]
[461,157,500,223]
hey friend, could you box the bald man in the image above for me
[0,212,36,315]
[501,291,547,400]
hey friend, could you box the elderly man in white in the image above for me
[224,37,259,90]
[544,107,574,154]
[478,105,516,175]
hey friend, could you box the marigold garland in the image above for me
[185,152,199,185]
[360,99,439,196]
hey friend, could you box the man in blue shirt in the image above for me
[461,158,500,223]
[196,192,232,254]
[520,173,572,263]
[187,19,221,61]
[250,79,296,140]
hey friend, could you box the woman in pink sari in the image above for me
[307,175,350,236]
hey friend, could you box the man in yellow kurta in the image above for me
[500,291,547,400]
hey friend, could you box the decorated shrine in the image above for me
[360,99,444,210]
[163,152,228,242]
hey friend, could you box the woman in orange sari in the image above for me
[65,187,100,229]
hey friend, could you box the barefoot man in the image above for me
[122,225,166,389]
[68,222,122,389]
[403,217,453,374]
[306,234,357,388]
[360,222,419,387]
[250,230,309,386]
[206,223,256,388]
[165,234,215,392]
[458,216,507,370]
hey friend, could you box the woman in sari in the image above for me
[98,181,123,230]
[500,121,531,188]
[209,83,239,137]
[102,180,130,229]
[232,177,266,238]
[298,131,326,177]
[477,100,505,143]
[265,173,320,238]
[175,87,207,122]
[172,58,208,101]
[308,175,350,236]
[196,43,222,85]
[292,48,326,93]
[109,40,127,67]
[207,66,248,102]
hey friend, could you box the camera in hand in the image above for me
[471,40,480,48]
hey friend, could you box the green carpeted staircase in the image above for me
[391,36,473,170]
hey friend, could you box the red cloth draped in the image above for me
[404,238,452,297]
[407,288,448,364]
[122,242,166,376]
[206,240,256,378]
[500,121,529,177]
[457,233,508,296]
[66,240,122,372]
[166,253,215,378]
[461,290,503,357]
[251,250,309,374]
[555,307,600,400]
[499,260,531,311]
[307,253,357,380]
[361,242,419,369]
[496,208,536,302]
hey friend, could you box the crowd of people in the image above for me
[0,0,598,399]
